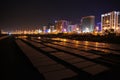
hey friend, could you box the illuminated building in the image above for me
[68,24,80,33]
[96,22,102,32]
[38,29,42,33]
[68,25,76,32]
[50,26,55,33]
[43,26,47,33]
[55,20,69,33]
[81,16,95,33]
[101,11,120,33]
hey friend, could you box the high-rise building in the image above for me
[55,20,69,33]
[67,24,80,33]
[68,25,76,32]
[96,22,102,32]
[43,26,47,33]
[81,16,95,33]
[101,11,120,33]
[50,26,55,33]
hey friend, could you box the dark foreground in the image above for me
[0,36,44,80]
[1,36,120,80]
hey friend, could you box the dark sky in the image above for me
[0,0,120,31]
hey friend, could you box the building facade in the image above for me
[81,16,95,33]
[55,20,69,33]
[96,22,102,32]
[101,11,120,33]
[67,24,80,33]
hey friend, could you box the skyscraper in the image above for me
[96,22,102,32]
[81,16,95,33]
[55,20,69,33]
[101,11,120,33]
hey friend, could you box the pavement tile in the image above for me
[35,60,57,67]
[38,64,65,73]
[73,61,96,69]
[64,48,75,52]
[28,54,47,58]
[16,40,57,67]
[51,52,76,60]
[44,69,77,80]
[85,55,101,59]
[70,49,81,54]
[51,52,69,56]
[83,64,109,75]
[40,47,58,52]
[56,55,76,60]
[65,58,86,64]
[31,57,54,64]
[27,40,46,48]
[75,51,93,56]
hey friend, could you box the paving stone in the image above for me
[16,40,57,68]
[38,64,65,73]
[16,40,41,56]
[35,60,57,67]
[47,44,58,47]
[40,47,58,52]
[80,47,91,51]
[56,46,66,50]
[83,64,109,75]
[55,47,70,52]
[85,55,101,59]
[32,58,54,64]
[73,61,96,69]
[51,52,70,56]
[52,53,72,57]
[70,49,81,54]
[64,48,75,52]
[76,52,93,56]
[44,69,77,80]
[49,45,66,51]
[51,52,76,60]
[98,49,110,53]
[65,58,86,64]
[56,55,76,60]
[62,44,73,47]
[28,54,47,58]
[24,39,45,47]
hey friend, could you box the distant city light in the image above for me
[3,11,119,35]
[38,29,42,33]
[47,29,51,33]
[8,32,11,36]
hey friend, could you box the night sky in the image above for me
[0,0,120,31]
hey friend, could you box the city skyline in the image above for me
[0,0,120,32]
